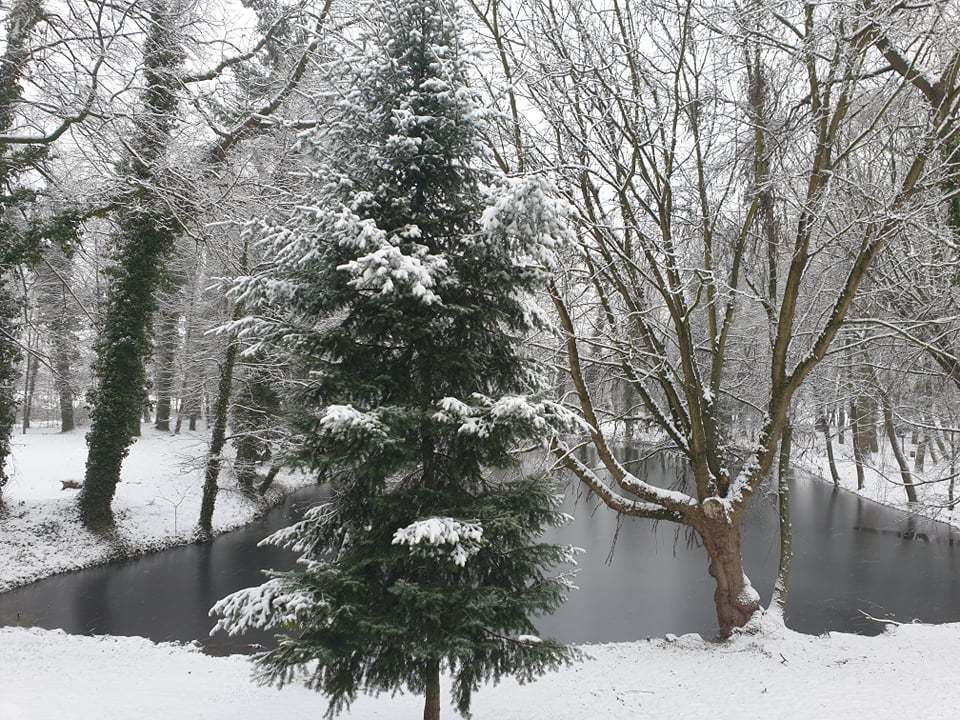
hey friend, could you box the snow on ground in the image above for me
[3,617,960,720]
[0,425,311,592]
[797,433,960,530]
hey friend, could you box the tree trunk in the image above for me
[0,0,46,501]
[837,404,845,444]
[699,519,761,637]
[778,421,792,481]
[931,419,949,459]
[915,435,927,473]
[879,392,917,503]
[856,394,879,454]
[927,428,939,464]
[771,423,793,614]
[818,416,840,485]
[51,324,75,432]
[198,301,243,537]
[153,303,179,431]
[850,401,866,491]
[79,1,182,528]
[0,281,20,500]
[36,249,77,433]
[234,434,259,493]
[423,659,441,720]
[259,464,281,495]
[950,432,956,507]
[21,348,38,432]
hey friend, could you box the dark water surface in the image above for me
[1,453,959,652]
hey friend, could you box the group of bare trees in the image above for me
[2,0,959,637]
[467,0,960,634]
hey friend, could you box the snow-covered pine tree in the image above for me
[211,0,577,717]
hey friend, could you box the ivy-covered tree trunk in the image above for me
[79,1,183,527]
[0,0,45,494]
[0,282,19,499]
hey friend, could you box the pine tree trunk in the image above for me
[423,660,441,720]
[879,392,917,503]
[698,518,761,637]
[850,401,866,491]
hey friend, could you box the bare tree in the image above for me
[476,0,959,635]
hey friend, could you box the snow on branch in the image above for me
[210,578,315,637]
[318,405,386,441]
[552,442,687,523]
[338,243,446,304]
[392,517,484,567]
[480,176,574,270]
[433,394,584,439]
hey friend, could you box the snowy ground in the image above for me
[3,616,959,720]
[797,432,960,530]
[0,426,311,592]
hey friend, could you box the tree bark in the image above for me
[79,1,182,528]
[699,519,761,637]
[423,659,441,720]
[259,464,281,495]
[915,435,927,472]
[818,416,840,485]
[950,432,956,507]
[879,391,917,503]
[0,0,45,495]
[153,303,179,431]
[21,347,38,432]
[771,422,793,613]
[198,293,243,537]
[0,281,19,499]
[850,401,866,491]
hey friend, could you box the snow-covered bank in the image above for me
[3,619,959,720]
[798,434,960,531]
[0,427,311,592]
